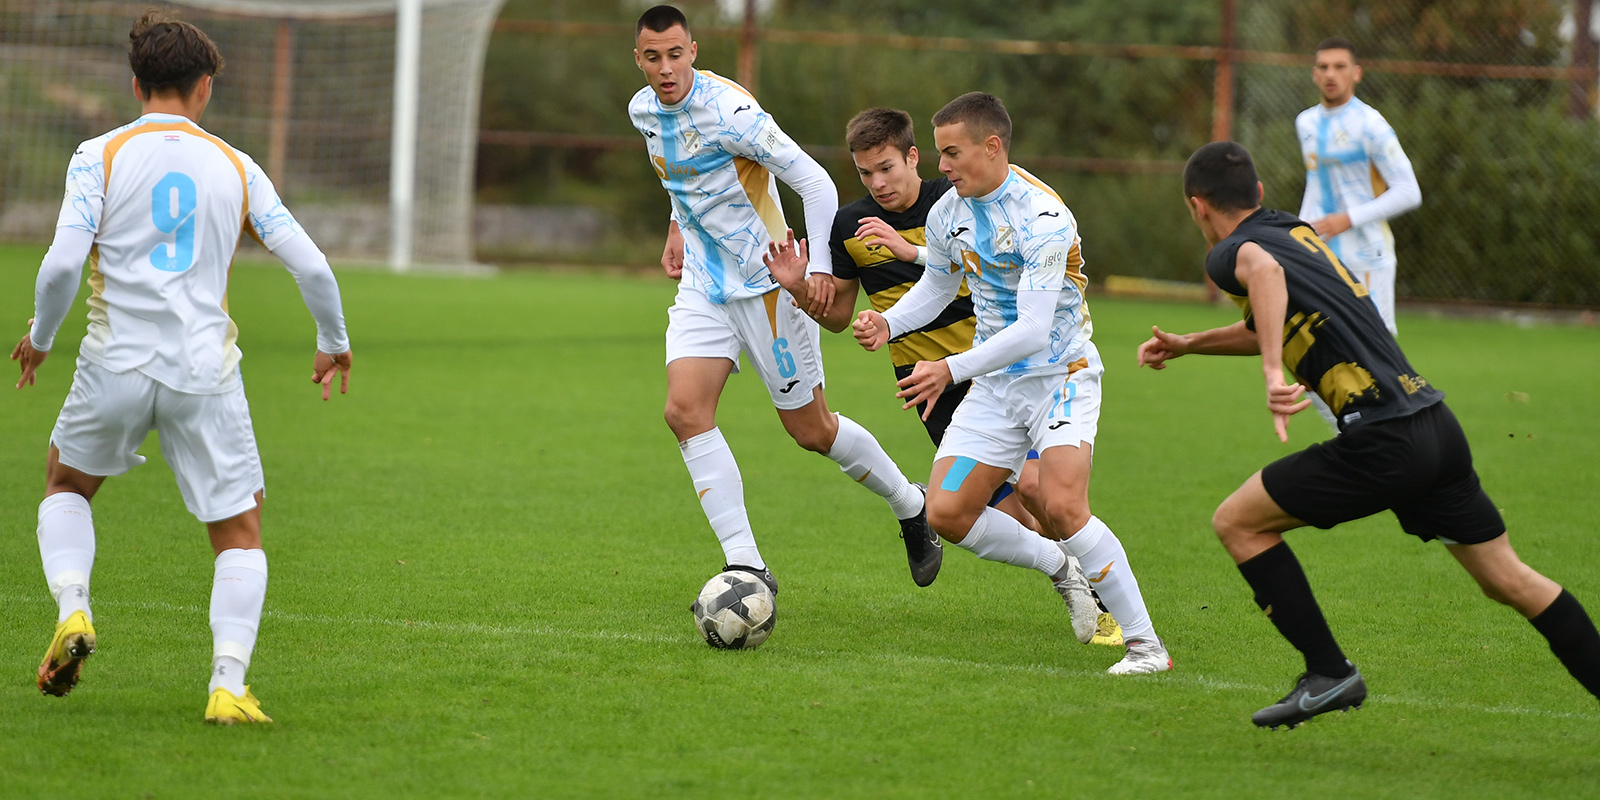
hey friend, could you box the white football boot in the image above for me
[1049,545,1099,644]
[1107,637,1173,675]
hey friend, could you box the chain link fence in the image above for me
[1234,0,1600,307]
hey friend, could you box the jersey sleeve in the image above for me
[830,208,859,280]
[1347,115,1422,228]
[54,144,105,233]
[241,155,304,251]
[1205,240,1248,296]
[1019,204,1075,292]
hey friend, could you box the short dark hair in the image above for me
[931,92,1011,152]
[1315,36,1357,60]
[1183,141,1260,213]
[845,108,915,156]
[637,4,690,38]
[128,10,224,99]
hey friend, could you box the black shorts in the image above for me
[1260,401,1504,544]
[894,364,971,447]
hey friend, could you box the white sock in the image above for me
[955,507,1065,576]
[209,548,267,696]
[681,428,764,570]
[38,493,95,623]
[1060,516,1157,644]
[826,414,922,519]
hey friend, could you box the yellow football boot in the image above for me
[37,610,96,697]
[206,686,272,725]
[1089,612,1124,647]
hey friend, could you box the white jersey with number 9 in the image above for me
[57,112,302,394]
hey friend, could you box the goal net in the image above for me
[0,0,505,267]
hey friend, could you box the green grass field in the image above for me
[2,243,1597,798]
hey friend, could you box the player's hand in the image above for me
[1136,325,1190,370]
[762,228,808,294]
[803,272,834,318]
[661,227,685,280]
[11,319,48,389]
[1265,375,1311,443]
[852,310,890,351]
[896,359,953,420]
[1310,212,1351,239]
[312,350,352,401]
[855,217,918,263]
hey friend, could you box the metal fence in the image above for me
[480,0,1600,307]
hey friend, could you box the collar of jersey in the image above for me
[972,170,1016,205]
[136,112,196,125]
[1317,97,1359,116]
[655,71,699,113]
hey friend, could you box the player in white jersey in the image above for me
[11,13,351,723]
[851,93,1169,674]
[1296,37,1421,338]
[630,6,937,597]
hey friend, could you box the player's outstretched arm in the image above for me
[271,233,352,401]
[1137,320,1259,368]
[1236,242,1311,441]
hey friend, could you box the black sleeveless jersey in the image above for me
[1205,208,1442,430]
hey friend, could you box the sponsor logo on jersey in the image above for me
[734,105,751,114]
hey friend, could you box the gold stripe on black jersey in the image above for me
[829,177,978,369]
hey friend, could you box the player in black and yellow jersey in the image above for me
[801,107,1121,647]
[1138,141,1600,728]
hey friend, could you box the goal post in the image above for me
[0,0,507,268]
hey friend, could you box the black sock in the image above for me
[1236,541,1352,678]
[1529,589,1600,701]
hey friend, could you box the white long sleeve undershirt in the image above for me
[769,149,838,276]
[943,290,1056,384]
[1345,170,1421,228]
[29,227,95,352]
[272,232,350,355]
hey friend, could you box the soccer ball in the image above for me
[691,570,776,650]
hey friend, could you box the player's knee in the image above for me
[1211,504,1246,543]
[926,494,978,543]
[662,400,711,440]
[783,412,836,454]
[1041,497,1090,539]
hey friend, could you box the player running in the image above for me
[1296,38,1420,336]
[629,6,936,593]
[849,93,1169,674]
[12,12,351,724]
[1139,141,1600,728]
[787,106,1117,646]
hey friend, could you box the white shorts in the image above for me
[1349,263,1397,335]
[51,359,264,523]
[665,283,825,411]
[934,342,1104,480]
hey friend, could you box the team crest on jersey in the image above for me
[682,128,702,155]
[994,226,1015,252]
[1334,130,1350,148]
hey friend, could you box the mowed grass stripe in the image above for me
[12,591,1595,724]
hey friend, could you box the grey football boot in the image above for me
[899,484,942,587]
[1252,663,1366,729]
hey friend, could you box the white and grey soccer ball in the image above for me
[691,570,776,650]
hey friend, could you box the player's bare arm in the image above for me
[662,220,685,279]
[1136,321,1258,369]
[1234,241,1312,442]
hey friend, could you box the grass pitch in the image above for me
[1,243,1597,798]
